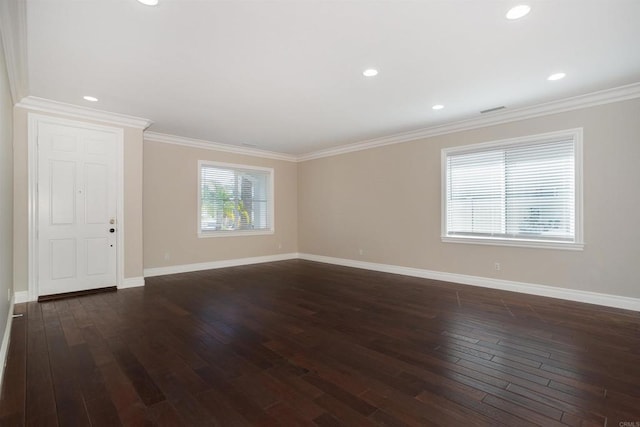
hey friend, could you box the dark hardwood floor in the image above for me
[1,259,640,426]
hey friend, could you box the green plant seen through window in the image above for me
[201,182,251,230]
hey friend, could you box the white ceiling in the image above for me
[26,0,640,155]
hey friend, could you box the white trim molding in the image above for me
[145,131,298,162]
[143,252,639,311]
[119,277,145,289]
[17,96,153,129]
[298,253,640,312]
[144,253,299,278]
[14,291,30,304]
[18,83,640,164]
[0,295,15,390]
[298,82,640,161]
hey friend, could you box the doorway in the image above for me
[28,114,124,300]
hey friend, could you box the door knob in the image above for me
[109,228,115,233]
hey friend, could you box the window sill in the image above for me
[441,236,584,251]
[199,229,275,238]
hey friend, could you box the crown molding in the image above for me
[146,82,640,163]
[15,82,640,162]
[144,131,298,162]
[16,96,153,129]
[0,0,28,103]
[298,82,640,161]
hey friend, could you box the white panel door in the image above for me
[37,122,118,296]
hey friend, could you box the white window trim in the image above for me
[197,160,275,238]
[441,128,584,250]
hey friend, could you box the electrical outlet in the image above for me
[164,252,170,261]
[278,242,282,249]
[7,288,11,302]
[494,262,501,271]
[358,249,364,255]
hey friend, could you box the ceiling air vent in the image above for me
[480,106,506,114]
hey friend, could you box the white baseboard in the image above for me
[138,251,640,312]
[0,295,14,392]
[14,291,30,304]
[119,277,145,289]
[298,253,640,312]
[143,253,299,278]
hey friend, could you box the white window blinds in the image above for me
[199,162,273,235]
[443,131,582,248]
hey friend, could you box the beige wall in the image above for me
[123,127,144,279]
[12,108,145,292]
[8,95,639,300]
[0,39,14,342]
[298,98,640,298]
[143,141,298,268]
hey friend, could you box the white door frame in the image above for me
[28,113,125,301]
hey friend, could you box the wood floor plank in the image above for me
[147,400,186,427]
[1,260,639,426]
[97,361,153,425]
[481,394,566,427]
[0,311,26,426]
[68,343,121,426]
[195,389,252,427]
[193,366,279,425]
[24,303,58,425]
[42,303,92,426]
[109,338,166,406]
[303,374,377,416]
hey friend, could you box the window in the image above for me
[442,129,583,249]
[198,161,274,237]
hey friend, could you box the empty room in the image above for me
[1,0,639,425]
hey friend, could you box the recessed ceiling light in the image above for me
[137,0,158,5]
[432,104,444,110]
[506,5,531,20]
[547,72,566,81]
[363,69,378,77]
[83,96,98,102]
